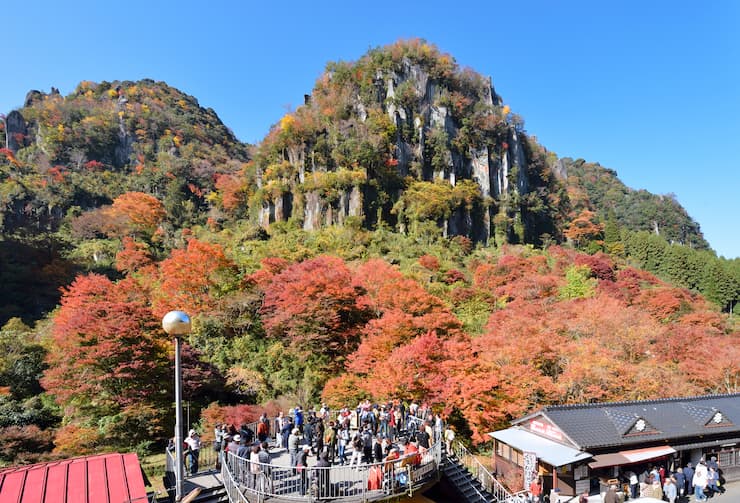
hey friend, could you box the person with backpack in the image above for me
[323,421,337,463]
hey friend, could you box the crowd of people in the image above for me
[523,456,728,503]
[210,399,451,497]
[599,457,726,503]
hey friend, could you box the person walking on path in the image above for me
[288,428,301,469]
[297,445,310,495]
[684,462,695,496]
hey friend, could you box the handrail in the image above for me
[450,439,515,503]
[221,451,251,503]
[222,440,441,502]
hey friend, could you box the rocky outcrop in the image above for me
[5,111,28,153]
[303,187,363,231]
[255,48,559,246]
[24,90,45,108]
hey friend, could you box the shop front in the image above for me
[489,393,740,499]
[490,426,593,496]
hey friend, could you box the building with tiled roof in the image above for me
[489,393,740,498]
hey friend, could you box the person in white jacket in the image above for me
[692,461,708,502]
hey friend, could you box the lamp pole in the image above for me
[162,310,191,502]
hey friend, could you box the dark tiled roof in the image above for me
[515,393,740,450]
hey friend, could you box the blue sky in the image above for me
[3,0,738,257]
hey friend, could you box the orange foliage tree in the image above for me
[42,274,170,451]
[152,238,239,317]
[115,236,153,274]
[261,255,371,371]
[564,209,603,248]
[107,191,166,238]
[345,260,462,374]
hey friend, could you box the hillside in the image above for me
[559,157,708,249]
[0,40,737,466]
[0,79,250,322]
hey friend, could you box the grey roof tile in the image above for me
[515,393,740,450]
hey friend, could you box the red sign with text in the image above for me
[530,419,563,441]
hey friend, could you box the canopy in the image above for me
[489,427,592,467]
[589,445,676,469]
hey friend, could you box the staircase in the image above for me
[441,451,497,502]
[441,442,527,503]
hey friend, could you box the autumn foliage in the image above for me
[42,274,171,450]
[3,53,734,465]
[261,256,369,362]
[38,239,739,454]
[152,238,238,317]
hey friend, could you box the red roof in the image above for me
[0,452,148,503]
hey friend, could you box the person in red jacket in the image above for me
[529,477,542,502]
[257,412,270,442]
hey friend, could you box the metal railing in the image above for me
[222,441,441,502]
[450,440,521,503]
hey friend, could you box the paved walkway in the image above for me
[180,442,321,494]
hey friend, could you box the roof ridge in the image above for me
[544,392,740,411]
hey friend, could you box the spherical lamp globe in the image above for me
[162,310,192,336]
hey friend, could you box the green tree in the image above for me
[559,265,596,300]
[603,210,623,255]
[701,258,739,312]
[0,318,47,400]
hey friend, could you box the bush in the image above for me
[0,425,54,465]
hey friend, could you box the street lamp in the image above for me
[162,310,191,502]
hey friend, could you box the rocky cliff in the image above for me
[252,40,564,245]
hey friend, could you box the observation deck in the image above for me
[166,417,523,503]
[221,441,441,503]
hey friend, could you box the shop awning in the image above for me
[588,445,676,469]
[489,428,592,467]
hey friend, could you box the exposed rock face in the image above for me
[255,47,560,245]
[552,158,568,180]
[5,111,28,152]
[24,90,45,108]
[303,187,363,231]
[376,60,530,243]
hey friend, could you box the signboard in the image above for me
[523,451,538,490]
[530,419,564,441]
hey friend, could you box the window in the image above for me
[719,451,733,467]
[496,441,503,457]
[512,449,524,467]
[502,444,511,460]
